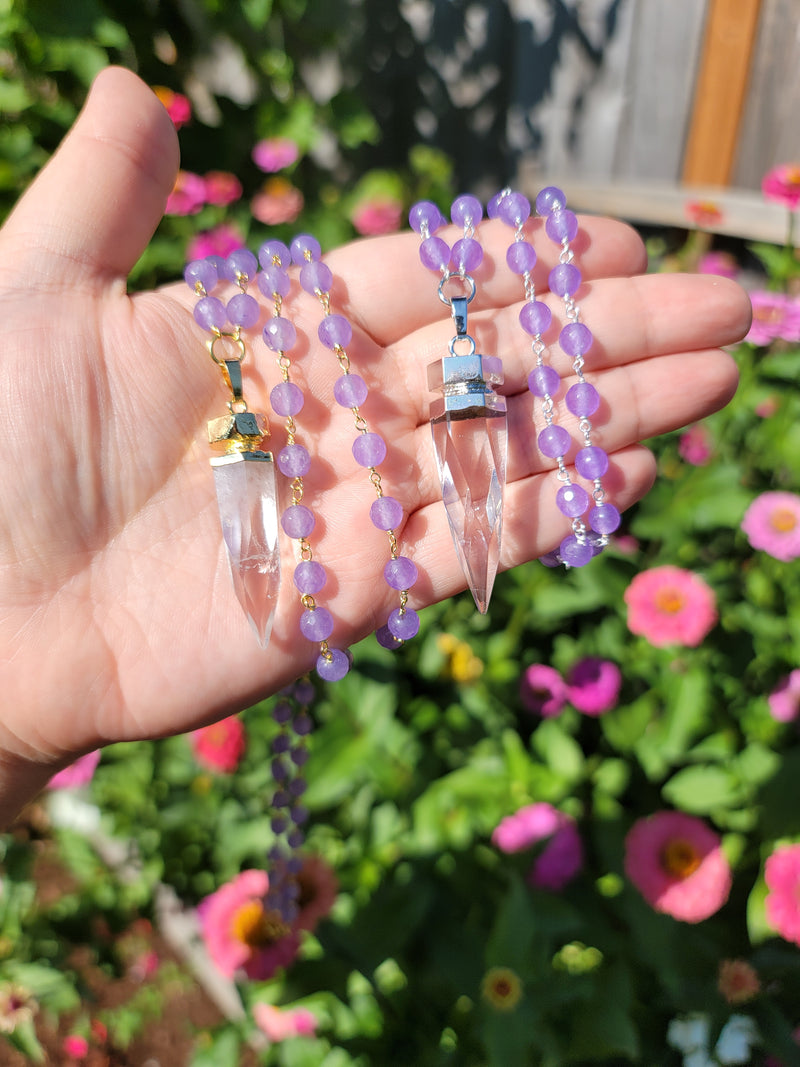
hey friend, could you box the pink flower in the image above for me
[152,86,192,129]
[717,959,760,1004]
[187,223,246,262]
[352,198,403,235]
[768,670,800,723]
[697,251,739,279]
[565,657,622,716]
[62,1034,89,1059]
[166,170,206,215]
[746,291,800,346]
[293,854,338,933]
[48,750,101,790]
[678,424,713,466]
[685,199,724,228]
[493,803,583,892]
[251,177,304,225]
[203,171,243,206]
[191,716,246,774]
[755,396,779,418]
[252,138,300,172]
[197,870,300,980]
[741,491,800,562]
[624,565,717,648]
[520,664,568,717]
[253,1002,317,1042]
[493,802,563,853]
[624,811,732,922]
[765,844,800,944]
[762,163,800,209]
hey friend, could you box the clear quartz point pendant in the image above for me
[428,296,507,613]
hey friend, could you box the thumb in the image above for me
[1,66,180,285]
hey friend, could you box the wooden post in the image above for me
[682,0,763,186]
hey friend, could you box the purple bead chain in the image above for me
[292,234,419,649]
[258,239,350,682]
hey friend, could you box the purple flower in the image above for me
[252,137,300,172]
[520,664,567,717]
[528,820,584,891]
[565,657,622,716]
[741,491,800,562]
[768,670,800,723]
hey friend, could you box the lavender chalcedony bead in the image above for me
[556,484,590,518]
[318,314,352,349]
[263,315,297,352]
[270,381,304,417]
[193,296,227,330]
[451,194,483,228]
[507,242,537,275]
[566,381,600,417]
[560,322,593,357]
[317,648,350,681]
[290,234,321,264]
[486,191,504,218]
[259,240,291,269]
[227,248,258,281]
[370,495,403,530]
[409,200,445,235]
[451,237,483,273]
[300,260,333,295]
[575,445,609,479]
[538,424,571,459]
[294,560,326,594]
[498,191,531,226]
[388,607,420,640]
[384,555,418,589]
[376,624,402,649]
[519,300,552,336]
[590,503,621,535]
[352,432,387,467]
[333,373,368,408]
[535,186,566,216]
[281,504,315,539]
[184,259,218,293]
[546,209,579,244]
[559,534,593,567]
[420,235,450,272]
[549,263,581,297]
[300,606,334,641]
[258,264,291,299]
[528,364,560,397]
[277,443,310,478]
[227,292,260,328]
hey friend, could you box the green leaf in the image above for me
[746,872,773,945]
[564,961,639,1061]
[189,1027,242,1067]
[242,0,273,28]
[662,764,742,814]
[4,1018,44,1063]
[532,720,584,784]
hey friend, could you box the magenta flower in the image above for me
[191,716,246,774]
[252,137,300,172]
[253,1002,316,1042]
[251,177,304,225]
[565,657,621,716]
[746,291,800,346]
[520,664,568,717]
[765,844,800,944]
[697,251,739,279]
[165,170,206,215]
[624,565,717,648]
[152,86,192,129]
[678,424,713,466]
[203,170,243,206]
[624,811,731,922]
[741,491,800,562]
[768,670,800,723]
[493,802,563,853]
[493,803,583,892]
[48,750,101,790]
[62,1034,89,1058]
[352,198,403,236]
[197,870,300,980]
[187,222,246,262]
[762,163,800,209]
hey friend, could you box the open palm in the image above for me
[0,68,748,821]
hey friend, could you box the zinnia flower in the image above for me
[624,811,731,922]
[252,137,300,172]
[187,223,246,262]
[624,565,717,648]
[166,169,206,215]
[745,291,800,346]
[352,198,403,235]
[741,491,800,562]
[493,803,583,892]
[152,86,192,128]
[762,163,800,209]
[718,959,760,1004]
[765,844,800,945]
[191,716,246,774]
[436,633,483,683]
[197,870,300,979]
[63,1034,89,1058]
[767,670,800,723]
[493,802,563,853]
[48,750,101,790]
[251,177,304,225]
[678,424,713,466]
[565,657,622,716]
[203,171,243,206]
[0,984,37,1033]
[293,854,338,933]
[481,967,523,1012]
[697,251,739,279]
[685,199,724,228]
[253,1002,316,1042]
[520,664,568,717]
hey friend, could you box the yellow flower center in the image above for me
[481,967,523,1012]
[661,839,701,879]
[655,587,685,614]
[230,901,289,947]
[753,304,784,323]
[770,507,797,533]
[786,166,800,187]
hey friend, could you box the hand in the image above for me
[0,67,748,822]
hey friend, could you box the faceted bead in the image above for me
[590,502,621,534]
[293,713,313,736]
[277,443,310,478]
[506,241,536,275]
[316,647,350,681]
[290,234,321,264]
[259,240,292,269]
[528,365,560,397]
[376,624,402,649]
[300,260,333,295]
[272,701,292,724]
[211,452,281,648]
[560,323,593,357]
[451,237,483,273]
[535,186,566,216]
[451,194,483,228]
[546,209,579,243]
[293,679,315,703]
[370,496,403,530]
[566,381,600,417]
[272,789,290,808]
[288,829,305,849]
[352,432,387,467]
[263,315,297,352]
[227,292,260,328]
[334,373,368,408]
[556,483,590,517]
[194,296,227,330]
[290,747,309,766]
[272,734,290,754]
[270,381,304,417]
[559,534,593,567]
[575,445,609,479]
[185,259,218,293]
[271,815,288,834]
[538,424,571,458]
[519,300,552,336]
[384,555,418,589]
[281,504,315,539]
[388,607,420,640]
[290,804,308,824]
[420,235,450,272]
[497,191,531,226]
[294,560,326,594]
[288,777,307,796]
[318,314,352,349]
[300,607,334,641]
[227,248,258,282]
[409,200,445,234]
[258,265,291,299]
[271,758,289,781]
[549,263,581,297]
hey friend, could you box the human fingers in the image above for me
[0,66,178,287]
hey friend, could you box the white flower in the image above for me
[715,1014,759,1064]
[666,1013,759,1067]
